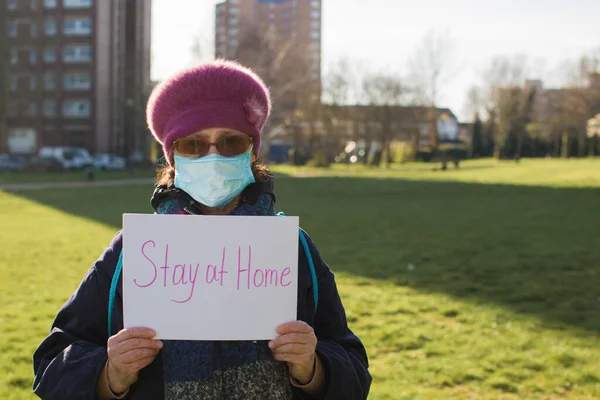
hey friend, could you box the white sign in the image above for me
[122,214,299,341]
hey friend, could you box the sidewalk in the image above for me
[0,178,154,191]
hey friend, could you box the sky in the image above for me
[151,0,600,121]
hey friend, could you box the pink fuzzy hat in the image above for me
[147,60,271,165]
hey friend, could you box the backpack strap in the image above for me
[299,230,319,312]
[108,250,123,337]
[277,212,319,311]
[107,220,319,337]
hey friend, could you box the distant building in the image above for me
[214,0,322,113]
[325,105,461,144]
[0,0,151,157]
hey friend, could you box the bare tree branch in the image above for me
[409,29,455,107]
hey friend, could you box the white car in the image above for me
[39,147,94,170]
[94,154,126,171]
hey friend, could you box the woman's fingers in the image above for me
[119,347,161,364]
[269,332,311,349]
[275,321,312,336]
[270,342,313,355]
[113,327,157,344]
[106,327,163,385]
[120,338,163,353]
[129,355,159,371]
[272,352,315,366]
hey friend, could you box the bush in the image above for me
[288,148,309,166]
[306,151,331,168]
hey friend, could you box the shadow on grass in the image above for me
[5,175,600,333]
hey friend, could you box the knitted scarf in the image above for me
[154,188,293,400]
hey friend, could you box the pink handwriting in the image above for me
[236,246,294,290]
[133,242,293,303]
[206,247,228,286]
[135,240,157,288]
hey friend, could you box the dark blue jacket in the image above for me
[33,230,371,399]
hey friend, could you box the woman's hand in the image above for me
[106,327,163,394]
[269,321,318,384]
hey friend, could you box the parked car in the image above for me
[25,156,65,172]
[39,147,94,170]
[0,154,15,172]
[93,153,126,171]
[0,154,28,172]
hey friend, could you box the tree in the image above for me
[409,29,456,153]
[236,24,309,116]
[0,10,8,153]
[463,85,483,120]
[188,34,210,67]
[362,72,407,167]
[471,113,484,158]
[557,49,600,157]
[479,55,530,159]
[322,58,368,154]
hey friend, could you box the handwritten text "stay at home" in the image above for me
[133,240,293,304]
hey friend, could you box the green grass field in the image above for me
[0,168,155,185]
[1,158,600,399]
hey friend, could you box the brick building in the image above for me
[0,0,151,157]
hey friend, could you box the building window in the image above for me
[63,44,92,63]
[8,22,18,37]
[43,99,56,117]
[44,72,56,90]
[10,75,18,91]
[311,0,320,7]
[7,128,37,154]
[63,72,91,90]
[62,100,91,117]
[7,102,17,117]
[30,0,38,9]
[30,22,38,37]
[30,75,38,90]
[311,10,320,18]
[229,6,239,14]
[10,49,18,64]
[230,0,239,3]
[8,0,18,10]
[44,47,56,62]
[311,61,320,70]
[63,0,92,8]
[311,21,319,29]
[29,50,37,64]
[310,30,320,39]
[44,18,57,35]
[63,17,92,35]
[230,17,238,25]
[44,0,57,8]
[28,103,38,117]
[229,27,238,37]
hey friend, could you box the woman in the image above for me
[33,60,371,399]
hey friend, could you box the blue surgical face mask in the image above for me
[174,150,256,208]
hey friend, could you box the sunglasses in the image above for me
[174,135,253,158]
